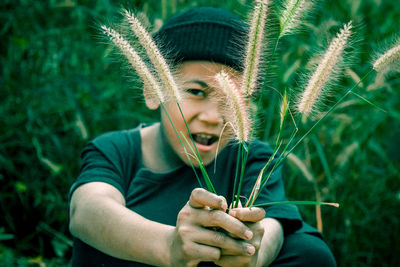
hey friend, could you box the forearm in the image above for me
[69,183,174,266]
[257,218,284,267]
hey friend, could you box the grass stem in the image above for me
[160,103,203,188]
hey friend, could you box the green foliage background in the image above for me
[1,0,399,266]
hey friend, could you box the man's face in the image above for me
[161,61,243,167]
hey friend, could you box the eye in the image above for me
[186,88,205,97]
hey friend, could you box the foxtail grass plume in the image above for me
[240,0,269,96]
[279,0,314,37]
[101,25,165,104]
[124,10,181,102]
[372,42,400,72]
[279,90,289,129]
[216,70,251,142]
[297,21,353,116]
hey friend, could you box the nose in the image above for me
[198,101,223,125]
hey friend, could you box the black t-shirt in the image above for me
[69,126,318,266]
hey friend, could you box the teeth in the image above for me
[197,134,212,140]
[193,134,215,146]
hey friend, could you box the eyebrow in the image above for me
[183,80,209,88]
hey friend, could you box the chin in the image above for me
[180,153,215,168]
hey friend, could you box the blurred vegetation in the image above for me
[1,0,399,266]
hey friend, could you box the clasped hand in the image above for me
[169,188,266,267]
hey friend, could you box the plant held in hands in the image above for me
[100,0,400,213]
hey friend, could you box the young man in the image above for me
[68,7,336,267]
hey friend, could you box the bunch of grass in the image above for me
[102,0,400,212]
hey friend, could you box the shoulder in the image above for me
[87,127,141,156]
[78,127,142,167]
[77,127,144,185]
[92,128,140,148]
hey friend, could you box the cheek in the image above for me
[161,110,187,148]
[162,103,183,127]
[177,97,202,115]
[161,115,179,140]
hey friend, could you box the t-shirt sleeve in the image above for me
[68,130,138,202]
[241,140,303,235]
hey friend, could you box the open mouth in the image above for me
[191,133,218,146]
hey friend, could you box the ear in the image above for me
[143,85,161,110]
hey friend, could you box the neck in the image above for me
[141,123,183,172]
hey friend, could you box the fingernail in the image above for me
[245,230,253,240]
[221,202,227,211]
[247,244,255,255]
[229,210,236,217]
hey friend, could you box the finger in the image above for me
[194,209,254,240]
[246,222,264,249]
[215,255,251,267]
[190,227,255,256]
[229,207,266,222]
[183,242,221,263]
[189,188,227,211]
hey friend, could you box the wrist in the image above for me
[257,218,284,266]
[160,226,176,267]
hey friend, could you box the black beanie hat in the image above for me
[154,7,248,71]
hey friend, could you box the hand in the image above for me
[215,203,266,267]
[168,188,257,267]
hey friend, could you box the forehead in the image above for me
[176,61,242,86]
